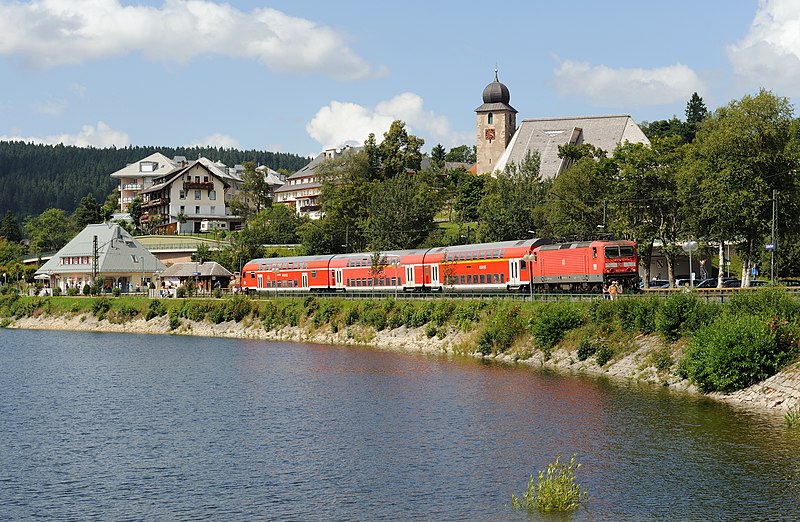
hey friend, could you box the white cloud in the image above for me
[35,98,68,116]
[553,60,705,107]
[727,0,800,95]
[70,83,87,97]
[0,0,382,80]
[306,92,472,150]
[188,133,241,149]
[0,121,130,147]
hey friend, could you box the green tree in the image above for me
[128,196,143,231]
[73,193,101,228]
[0,237,24,265]
[367,174,439,250]
[378,120,425,179]
[228,161,275,221]
[445,144,477,164]
[477,151,550,241]
[0,210,22,243]
[684,89,798,286]
[454,174,486,223]
[430,144,446,169]
[24,208,76,254]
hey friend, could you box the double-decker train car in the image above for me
[239,238,638,295]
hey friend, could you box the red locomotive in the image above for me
[239,238,639,294]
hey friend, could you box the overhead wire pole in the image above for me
[771,188,777,284]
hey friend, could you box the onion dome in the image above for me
[482,70,511,104]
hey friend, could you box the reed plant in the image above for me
[786,406,800,428]
[511,454,588,512]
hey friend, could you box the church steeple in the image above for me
[475,70,517,175]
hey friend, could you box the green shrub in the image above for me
[145,299,167,320]
[260,301,279,330]
[52,287,62,296]
[207,302,226,323]
[530,303,584,349]
[168,307,181,330]
[786,406,800,429]
[66,287,78,296]
[595,343,614,366]
[649,345,674,372]
[454,300,484,331]
[362,305,387,331]
[175,287,187,298]
[313,299,340,327]
[682,314,799,393]
[576,337,596,361]
[425,323,438,338]
[655,292,701,341]
[91,297,111,319]
[82,284,91,296]
[727,287,800,321]
[112,287,121,297]
[477,304,524,355]
[512,455,588,513]
[225,296,253,322]
[431,300,455,326]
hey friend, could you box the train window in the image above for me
[467,274,473,284]
[592,247,597,259]
[311,270,316,278]
[460,275,465,284]
[500,274,505,283]
[520,260,527,270]
[499,249,505,258]
[249,272,254,278]
[480,274,486,284]
[494,274,500,284]
[534,252,538,262]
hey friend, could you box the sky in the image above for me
[0,0,798,159]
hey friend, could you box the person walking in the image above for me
[608,281,619,301]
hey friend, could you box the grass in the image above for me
[786,406,800,428]
[512,454,588,512]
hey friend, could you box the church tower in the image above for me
[475,69,517,175]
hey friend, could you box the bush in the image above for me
[175,287,187,298]
[655,292,701,341]
[576,337,596,361]
[225,296,253,322]
[145,299,167,320]
[168,307,181,330]
[313,299,340,327]
[786,406,800,429]
[595,343,614,366]
[91,297,111,319]
[112,287,121,297]
[530,303,584,349]
[66,287,78,296]
[82,284,91,296]
[681,314,800,393]
[477,304,524,355]
[52,287,62,296]
[512,455,588,513]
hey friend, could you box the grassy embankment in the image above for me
[2,289,800,396]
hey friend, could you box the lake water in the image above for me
[2,329,799,521]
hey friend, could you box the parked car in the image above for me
[722,279,742,288]
[695,277,738,288]
[641,279,670,289]
[749,279,771,287]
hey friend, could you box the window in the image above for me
[195,190,201,200]
[180,205,185,214]
[209,190,216,201]
[195,206,200,214]
[480,274,486,284]
[179,190,185,200]
[203,176,208,182]
[210,206,216,215]
[488,113,493,124]
[195,176,200,182]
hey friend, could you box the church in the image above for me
[475,71,650,177]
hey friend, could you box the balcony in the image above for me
[121,183,142,191]
[142,197,169,208]
[184,181,214,190]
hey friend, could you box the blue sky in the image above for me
[0,0,797,158]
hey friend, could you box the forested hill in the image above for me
[0,141,310,218]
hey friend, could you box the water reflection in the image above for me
[1,329,798,521]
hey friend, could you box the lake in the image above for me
[2,329,799,520]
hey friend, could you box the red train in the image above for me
[239,238,639,294]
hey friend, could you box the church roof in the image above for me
[494,114,649,178]
[475,72,516,113]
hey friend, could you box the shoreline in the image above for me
[8,313,800,415]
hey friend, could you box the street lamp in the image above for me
[682,240,698,288]
[272,265,279,298]
[391,259,400,299]
[523,254,534,300]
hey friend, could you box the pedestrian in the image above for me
[608,281,619,301]
[602,284,610,300]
